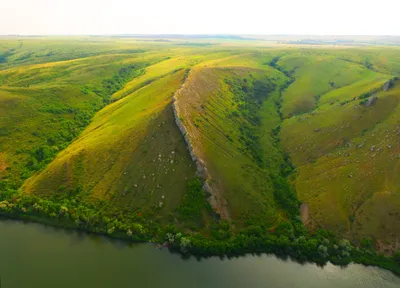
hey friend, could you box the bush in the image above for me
[271,175,299,216]
[177,178,210,228]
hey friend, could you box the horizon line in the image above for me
[1,33,400,37]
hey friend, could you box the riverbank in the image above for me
[0,201,399,277]
[2,219,399,288]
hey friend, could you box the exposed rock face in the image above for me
[383,77,398,91]
[172,91,210,181]
[172,70,230,220]
[365,96,378,107]
[383,80,392,92]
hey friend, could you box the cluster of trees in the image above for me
[0,194,152,241]
[225,76,276,166]
[1,175,400,275]
[164,221,400,275]
[96,64,145,104]
[39,103,76,114]
[271,175,299,217]
[0,48,15,64]
[176,178,212,229]
[221,74,299,234]
[1,63,147,196]
[358,90,376,106]
[0,62,157,235]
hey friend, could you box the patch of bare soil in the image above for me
[0,154,7,180]
[300,203,310,225]
[377,238,400,256]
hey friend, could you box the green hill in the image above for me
[174,63,292,226]
[281,80,400,252]
[1,38,400,271]
[20,52,296,231]
[23,70,198,221]
[0,49,163,192]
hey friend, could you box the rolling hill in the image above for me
[1,38,400,270]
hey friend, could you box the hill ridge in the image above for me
[172,68,231,221]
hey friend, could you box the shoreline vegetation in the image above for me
[0,180,399,276]
[1,38,400,277]
[0,206,400,276]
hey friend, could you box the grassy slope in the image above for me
[283,84,400,245]
[329,47,400,75]
[22,50,295,229]
[23,70,197,221]
[278,51,391,118]
[1,39,400,259]
[0,48,167,191]
[174,54,292,227]
[0,42,251,229]
[279,47,400,251]
[111,56,189,101]
[111,49,244,101]
[0,37,161,69]
[12,46,248,232]
[319,74,390,106]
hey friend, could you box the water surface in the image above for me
[0,220,399,288]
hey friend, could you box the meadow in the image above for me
[1,37,400,272]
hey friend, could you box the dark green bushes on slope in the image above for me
[0,49,15,64]
[271,175,299,217]
[0,178,210,242]
[95,65,146,104]
[0,193,154,241]
[0,64,148,195]
[177,178,212,229]
[225,77,276,166]
[225,74,299,220]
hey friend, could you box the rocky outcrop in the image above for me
[172,77,210,182]
[172,71,229,220]
[383,77,398,92]
[362,78,397,107]
[383,79,392,92]
[365,95,378,107]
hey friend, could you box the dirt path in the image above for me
[0,153,7,180]
[300,203,310,225]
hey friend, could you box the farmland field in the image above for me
[1,37,400,273]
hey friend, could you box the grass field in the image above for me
[1,37,400,258]
[23,70,198,222]
[281,82,400,251]
[174,60,293,227]
[278,48,400,252]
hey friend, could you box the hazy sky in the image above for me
[1,0,399,35]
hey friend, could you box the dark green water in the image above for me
[0,220,399,288]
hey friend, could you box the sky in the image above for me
[1,0,399,35]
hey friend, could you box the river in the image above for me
[0,219,399,288]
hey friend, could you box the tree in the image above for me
[394,252,400,265]
[318,245,329,258]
